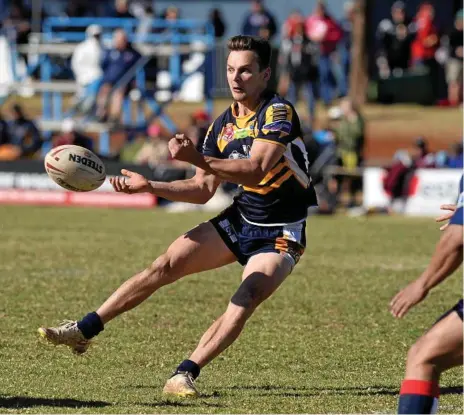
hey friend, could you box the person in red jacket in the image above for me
[305,0,342,106]
[411,2,439,66]
[410,2,440,101]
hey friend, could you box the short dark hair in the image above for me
[227,35,271,70]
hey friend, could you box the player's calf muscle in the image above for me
[143,254,175,286]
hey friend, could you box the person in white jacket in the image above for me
[70,24,104,115]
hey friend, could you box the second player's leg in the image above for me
[97,221,237,324]
[398,309,463,414]
[188,252,293,368]
[405,311,463,381]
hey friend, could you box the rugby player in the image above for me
[391,177,463,414]
[38,35,317,397]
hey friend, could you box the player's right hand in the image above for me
[110,169,149,194]
[435,204,457,231]
[390,280,429,318]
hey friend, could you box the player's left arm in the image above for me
[390,224,463,318]
[169,102,294,186]
[169,134,286,187]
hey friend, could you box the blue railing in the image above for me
[10,17,216,156]
[43,17,215,45]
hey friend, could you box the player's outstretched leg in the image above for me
[163,252,293,397]
[38,222,236,355]
[397,303,463,414]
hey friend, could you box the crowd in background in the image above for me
[2,0,462,107]
[376,1,463,106]
[0,0,462,213]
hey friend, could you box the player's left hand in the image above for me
[168,134,199,163]
[390,280,429,318]
[435,204,457,231]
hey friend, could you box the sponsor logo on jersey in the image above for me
[220,123,235,143]
[271,104,289,122]
[234,128,250,139]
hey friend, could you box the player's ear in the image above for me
[263,67,271,82]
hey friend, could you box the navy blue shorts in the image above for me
[436,299,463,324]
[210,204,306,267]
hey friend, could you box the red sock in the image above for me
[398,379,440,414]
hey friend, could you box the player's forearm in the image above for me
[194,154,264,186]
[147,178,212,204]
[417,228,463,291]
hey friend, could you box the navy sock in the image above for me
[174,359,200,380]
[77,312,104,339]
[398,379,439,414]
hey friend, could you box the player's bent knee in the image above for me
[406,340,425,366]
[406,335,444,371]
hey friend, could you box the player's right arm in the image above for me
[390,224,463,319]
[110,168,221,205]
[390,179,464,318]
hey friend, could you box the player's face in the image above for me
[227,50,268,103]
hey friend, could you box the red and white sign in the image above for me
[0,172,157,208]
[0,189,156,208]
[363,168,462,216]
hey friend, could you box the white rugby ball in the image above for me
[44,145,106,192]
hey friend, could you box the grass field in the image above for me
[0,205,462,414]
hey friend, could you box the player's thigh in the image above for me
[230,252,293,310]
[407,311,463,374]
[163,221,237,281]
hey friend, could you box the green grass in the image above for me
[0,205,462,414]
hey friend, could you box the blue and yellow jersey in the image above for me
[449,175,463,226]
[202,92,317,225]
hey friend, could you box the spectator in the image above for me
[70,24,104,116]
[278,10,306,96]
[186,109,210,152]
[376,1,414,78]
[65,0,92,18]
[96,29,142,123]
[129,0,154,19]
[157,5,185,34]
[136,5,156,43]
[305,1,343,106]
[445,9,463,106]
[446,142,463,169]
[336,98,365,168]
[209,8,226,39]
[335,98,365,207]
[164,5,180,24]
[282,10,305,40]
[241,0,277,40]
[411,137,435,168]
[307,110,341,215]
[54,119,94,151]
[281,19,319,125]
[0,112,10,146]
[135,124,170,167]
[338,0,355,97]
[113,0,134,19]
[2,0,31,44]
[411,2,439,66]
[411,2,440,101]
[0,104,41,160]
